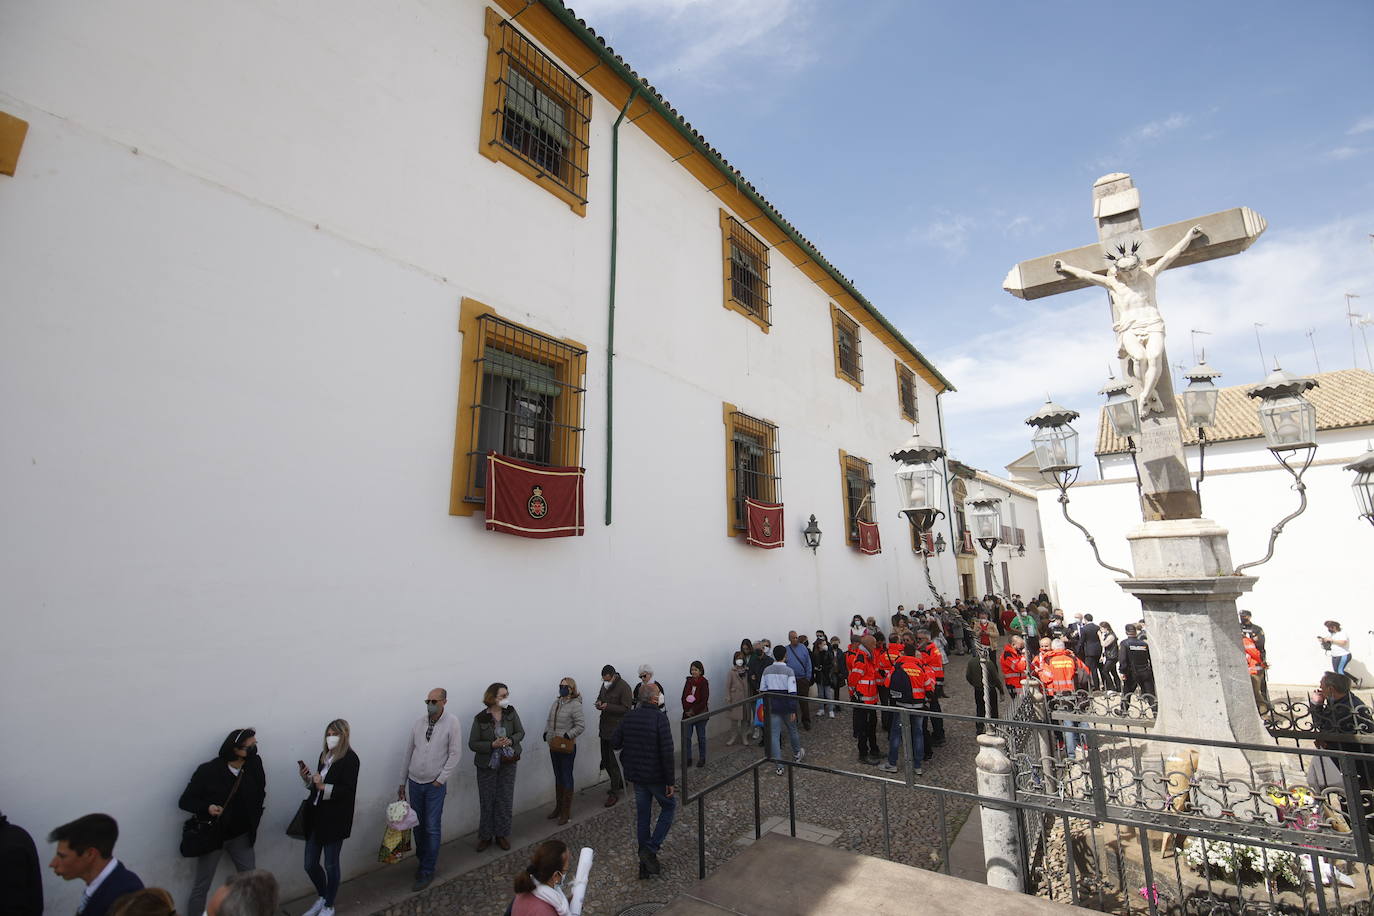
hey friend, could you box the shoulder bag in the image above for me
[180,766,245,858]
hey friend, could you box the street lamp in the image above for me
[802,514,822,552]
[1024,397,1131,577]
[1182,359,1222,499]
[934,532,947,554]
[891,428,947,603]
[1100,376,1141,440]
[1235,365,1320,574]
[966,484,1004,596]
[1345,445,1374,528]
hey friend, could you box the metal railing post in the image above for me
[697,796,706,880]
[752,765,761,840]
[787,763,796,837]
[974,732,1022,892]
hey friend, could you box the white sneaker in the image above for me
[915,768,924,776]
[828,710,836,718]
[303,900,327,916]
[318,907,335,916]
[793,747,806,764]
[879,762,898,773]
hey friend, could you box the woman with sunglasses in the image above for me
[178,728,267,916]
[632,664,666,711]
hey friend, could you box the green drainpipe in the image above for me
[605,87,640,526]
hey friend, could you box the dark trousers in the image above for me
[796,678,813,727]
[973,686,1001,733]
[852,706,880,757]
[927,693,946,740]
[633,783,677,854]
[1083,655,1102,690]
[1101,661,1121,692]
[878,687,893,731]
[600,737,624,793]
[685,720,707,763]
[550,747,576,789]
[304,834,343,906]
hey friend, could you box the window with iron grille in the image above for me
[480,10,592,215]
[831,306,863,388]
[895,361,918,422]
[719,212,771,329]
[462,313,587,504]
[724,407,780,533]
[841,453,875,544]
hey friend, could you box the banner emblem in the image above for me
[527,486,548,519]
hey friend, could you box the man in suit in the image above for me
[47,813,142,916]
[1,810,43,916]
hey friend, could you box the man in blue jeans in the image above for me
[612,682,677,879]
[398,688,463,891]
[881,636,932,776]
[761,645,805,775]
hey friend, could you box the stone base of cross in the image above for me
[1005,174,1278,764]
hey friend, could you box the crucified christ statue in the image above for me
[1054,224,1204,415]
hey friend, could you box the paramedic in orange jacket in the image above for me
[913,628,946,753]
[1243,633,1271,715]
[846,636,882,765]
[1000,636,1028,694]
[882,636,934,775]
[1038,639,1091,757]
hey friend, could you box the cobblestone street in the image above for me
[379,684,985,916]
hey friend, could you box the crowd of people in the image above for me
[4,594,1368,916]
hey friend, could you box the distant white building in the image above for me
[1039,368,1374,685]
[944,462,1049,602]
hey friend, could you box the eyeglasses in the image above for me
[639,674,651,680]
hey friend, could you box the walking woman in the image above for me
[299,719,358,916]
[725,650,751,745]
[812,631,838,717]
[1321,621,1361,685]
[681,661,709,767]
[543,677,584,826]
[179,728,266,916]
[471,682,525,851]
[1099,622,1122,692]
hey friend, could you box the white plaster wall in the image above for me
[1040,458,1374,687]
[0,1,957,909]
[1100,427,1371,480]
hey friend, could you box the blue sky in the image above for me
[570,0,1374,475]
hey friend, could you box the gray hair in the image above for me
[1051,639,1065,650]
[220,869,279,916]
[637,663,654,677]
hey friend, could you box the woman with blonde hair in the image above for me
[542,676,584,826]
[470,682,525,851]
[298,719,359,916]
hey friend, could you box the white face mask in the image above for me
[325,735,340,750]
[498,697,511,709]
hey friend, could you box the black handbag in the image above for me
[180,766,245,858]
[286,799,309,840]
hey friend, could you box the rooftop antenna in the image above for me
[1253,322,1267,375]
[1306,328,1322,374]
[1347,292,1364,369]
[1190,328,1211,364]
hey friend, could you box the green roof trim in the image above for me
[538,0,955,393]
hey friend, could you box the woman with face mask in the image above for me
[542,677,584,826]
[298,719,359,916]
[725,651,751,746]
[811,632,838,718]
[681,661,710,767]
[178,728,267,916]
[470,682,525,851]
[510,839,574,915]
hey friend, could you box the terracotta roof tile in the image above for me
[1096,368,1374,456]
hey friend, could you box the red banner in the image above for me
[484,452,585,539]
[856,519,882,555]
[745,498,784,549]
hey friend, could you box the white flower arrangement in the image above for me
[1181,837,1304,886]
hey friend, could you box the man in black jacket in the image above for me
[47,814,142,916]
[612,682,676,879]
[0,811,42,916]
[595,665,634,808]
[1075,614,1103,689]
[1118,624,1155,714]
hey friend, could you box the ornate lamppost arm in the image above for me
[1234,450,1313,574]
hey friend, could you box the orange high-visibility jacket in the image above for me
[1000,643,1027,689]
[1037,648,1088,696]
[888,652,933,706]
[917,642,944,682]
[1242,635,1266,676]
[846,645,881,705]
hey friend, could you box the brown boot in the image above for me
[547,786,562,820]
[558,785,573,825]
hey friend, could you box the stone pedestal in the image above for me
[1118,518,1281,774]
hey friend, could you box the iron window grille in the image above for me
[835,310,863,385]
[489,19,592,205]
[843,454,875,543]
[723,216,771,326]
[896,363,917,421]
[464,315,587,503]
[728,411,780,530]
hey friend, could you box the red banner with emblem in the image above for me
[745,498,784,549]
[484,452,585,539]
[856,519,881,555]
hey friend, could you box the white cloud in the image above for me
[937,214,1374,475]
[1348,115,1374,136]
[1326,145,1365,161]
[1127,113,1191,142]
[911,211,1038,259]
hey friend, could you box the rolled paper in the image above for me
[568,846,594,916]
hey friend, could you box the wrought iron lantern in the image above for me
[1016,544,1026,557]
[1245,366,1319,453]
[967,485,1003,551]
[1025,398,1081,489]
[933,532,947,554]
[1181,360,1222,430]
[891,431,946,535]
[1346,446,1374,528]
[1099,376,1141,440]
[802,514,822,552]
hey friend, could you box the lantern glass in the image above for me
[1104,390,1142,439]
[1354,470,1374,519]
[1257,395,1317,450]
[894,462,941,514]
[968,500,1001,540]
[1031,423,1079,472]
[1182,379,1220,429]
[802,515,822,550]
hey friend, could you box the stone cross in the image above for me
[1003,173,1267,521]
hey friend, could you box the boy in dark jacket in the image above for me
[611,682,676,879]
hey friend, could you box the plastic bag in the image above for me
[387,800,420,831]
[378,826,412,864]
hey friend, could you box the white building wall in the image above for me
[0,1,956,910]
[1041,448,1374,687]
